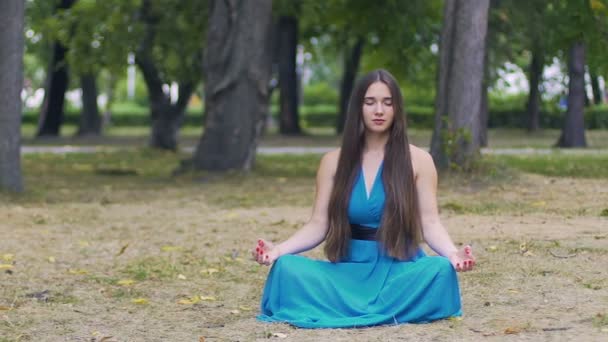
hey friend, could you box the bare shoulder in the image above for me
[318,148,341,177]
[408,144,436,178]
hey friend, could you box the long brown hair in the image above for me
[325,69,422,262]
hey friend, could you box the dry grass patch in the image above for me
[1,150,607,341]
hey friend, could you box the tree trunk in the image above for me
[590,72,602,105]
[278,16,300,135]
[0,0,25,192]
[526,46,543,131]
[76,73,102,136]
[479,29,490,148]
[192,0,273,171]
[556,42,587,147]
[36,0,75,137]
[479,79,489,147]
[136,0,195,151]
[336,37,364,134]
[430,0,457,169]
[430,0,490,171]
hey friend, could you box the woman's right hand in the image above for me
[252,239,281,266]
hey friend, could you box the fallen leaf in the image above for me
[230,309,240,314]
[272,332,288,338]
[177,274,187,280]
[239,305,253,311]
[0,305,12,311]
[99,336,115,342]
[79,240,90,247]
[67,268,88,275]
[1,254,14,262]
[504,327,521,334]
[486,245,498,252]
[200,268,220,275]
[178,295,201,305]
[161,245,182,252]
[200,296,216,301]
[531,201,546,207]
[199,337,205,342]
[48,256,56,263]
[522,251,535,257]
[117,279,136,286]
[0,264,14,269]
[508,289,520,294]
[116,243,129,256]
[131,298,149,305]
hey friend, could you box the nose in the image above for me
[375,102,384,115]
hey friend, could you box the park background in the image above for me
[1,0,607,341]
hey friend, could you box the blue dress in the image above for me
[257,162,462,328]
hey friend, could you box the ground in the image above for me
[1,138,607,341]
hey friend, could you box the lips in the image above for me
[372,119,385,125]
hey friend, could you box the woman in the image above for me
[252,69,475,328]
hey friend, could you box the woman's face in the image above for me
[362,81,394,134]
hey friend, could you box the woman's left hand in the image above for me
[448,245,475,272]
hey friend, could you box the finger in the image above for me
[464,245,471,255]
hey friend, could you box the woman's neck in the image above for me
[363,132,388,156]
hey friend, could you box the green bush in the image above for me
[20,101,608,129]
[302,82,338,106]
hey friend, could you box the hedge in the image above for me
[22,105,608,129]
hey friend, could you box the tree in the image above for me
[430,0,490,171]
[133,0,203,150]
[277,15,301,134]
[35,0,206,149]
[36,0,76,137]
[76,73,102,136]
[556,41,587,147]
[553,0,608,147]
[0,0,25,192]
[192,0,273,171]
[273,0,302,135]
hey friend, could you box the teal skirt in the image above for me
[257,240,462,328]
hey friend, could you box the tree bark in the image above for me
[590,72,602,105]
[36,0,75,137]
[479,27,490,148]
[479,78,489,147]
[431,0,489,170]
[278,16,300,135]
[526,46,543,131]
[430,0,457,170]
[336,37,364,134]
[430,0,490,170]
[0,0,25,192]
[192,0,273,171]
[556,42,587,147]
[76,73,102,136]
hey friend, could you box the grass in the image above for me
[1,149,607,340]
[488,154,608,178]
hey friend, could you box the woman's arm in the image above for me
[411,147,474,271]
[253,150,339,265]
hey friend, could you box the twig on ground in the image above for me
[542,327,572,331]
[549,249,577,258]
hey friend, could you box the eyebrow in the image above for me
[364,97,392,100]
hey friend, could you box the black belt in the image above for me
[351,224,378,241]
